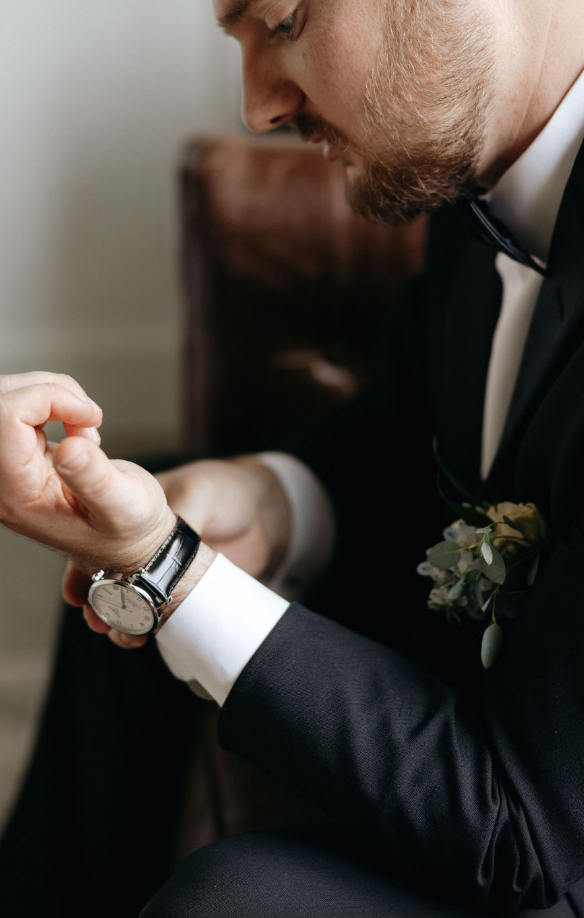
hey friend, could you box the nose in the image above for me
[241,50,304,132]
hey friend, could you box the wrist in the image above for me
[87,514,212,638]
[156,541,217,629]
[75,506,178,581]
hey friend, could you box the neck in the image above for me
[479,0,584,187]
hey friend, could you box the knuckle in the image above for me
[59,374,88,399]
[0,373,25,397]
[0,500,19,526]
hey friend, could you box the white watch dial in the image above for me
[89,581,156,635]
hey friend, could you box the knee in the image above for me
[140,832,275,918]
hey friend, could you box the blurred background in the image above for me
[0,0,241,830]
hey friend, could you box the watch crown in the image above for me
[91,570,105,584]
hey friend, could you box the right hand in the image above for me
[63,456,292,641]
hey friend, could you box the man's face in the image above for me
[215,0,496,225]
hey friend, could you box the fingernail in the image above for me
[56,448,90,473]
[87,427,101,444]
[82,396,102,413]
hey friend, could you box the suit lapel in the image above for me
[484,141,584,492]
[425,207,502,494]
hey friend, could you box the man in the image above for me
[1,0,584,915]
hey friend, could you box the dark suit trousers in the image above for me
[142,826,584,918]
[0,609,201,917]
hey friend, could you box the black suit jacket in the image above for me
[217,140,584,916]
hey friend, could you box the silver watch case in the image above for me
[88,570,165,636]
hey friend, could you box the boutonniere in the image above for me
[418,445,548,668]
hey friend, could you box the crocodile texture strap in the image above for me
[140,516,201,603]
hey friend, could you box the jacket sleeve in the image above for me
[218,521,584,915]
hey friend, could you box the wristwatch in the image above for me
[88,516,201,636]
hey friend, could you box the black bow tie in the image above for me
[462,195,547,276]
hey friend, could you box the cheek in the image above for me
[301,14,384,132]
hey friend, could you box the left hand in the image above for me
[0,371,176,584]
[64,455,289,648]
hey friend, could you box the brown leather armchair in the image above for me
[174,134,428,856]
[179,133,427,455]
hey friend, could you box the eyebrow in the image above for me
[217,0,256,32]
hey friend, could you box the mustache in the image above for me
[292,112,353,152]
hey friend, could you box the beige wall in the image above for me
[0,0,242,826]
[0,0,242,644]
[1,0,240,450]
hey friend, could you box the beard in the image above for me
[295,0,495,226]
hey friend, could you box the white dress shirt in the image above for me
[156,452,336,703]
[481,69,584,476]
[157,69,584,704]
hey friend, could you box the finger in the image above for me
[107,629,148,650]
[0,371,93,402]
[63,423,102,445]
[81,604,146,647]
[62,562,93,606]
[0,383,102,440]
[82,604,112,633]
[0,387,103,502]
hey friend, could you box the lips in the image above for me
[323,140,343,162]
[306,133,345,164]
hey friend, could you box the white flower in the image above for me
[416,562,455,585]
[443,521,479,549]
[417,561,438,579]
[486,502,547,555]
[428,585,451,609]
[419,500,545,641]
[456,551,480,576]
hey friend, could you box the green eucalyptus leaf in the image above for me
[482,593,493,613]
[481,541,493,565]
[427,540,460,570]
[479,545,506,584]
[481,622,503,669]
[526,552,540,587]
[448,578,466,601]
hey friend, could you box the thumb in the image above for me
[53,436,158,530]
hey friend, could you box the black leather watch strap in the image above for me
[139,516,201,603]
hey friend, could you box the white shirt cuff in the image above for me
[155,553,289,706]
[255,451,336,599]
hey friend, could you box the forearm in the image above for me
[217,534,584,915]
